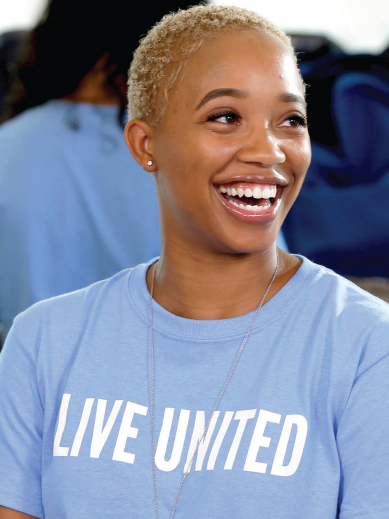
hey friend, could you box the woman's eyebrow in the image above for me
[196,88,247,110]
[279,92,307,108]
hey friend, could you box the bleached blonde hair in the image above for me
[128,4,295,126]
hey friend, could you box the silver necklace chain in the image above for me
[149,249,280,519]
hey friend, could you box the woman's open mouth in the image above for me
[215,181,282,219]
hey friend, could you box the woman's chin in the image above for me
[210,231,279,256]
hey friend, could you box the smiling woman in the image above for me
[1,5,389,519]
[126,10,310,305]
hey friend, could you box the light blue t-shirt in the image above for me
[0,100,161,337]
[1,257,389,519]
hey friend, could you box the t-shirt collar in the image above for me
[128,255,321,341]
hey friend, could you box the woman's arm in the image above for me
[0,327,44,516]
[0,507,38,519]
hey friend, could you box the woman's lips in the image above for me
[214,181,283,221]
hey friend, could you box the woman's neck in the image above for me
[146,242,301,321]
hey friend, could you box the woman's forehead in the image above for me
[174,31,303,106]
[189,31,293,76]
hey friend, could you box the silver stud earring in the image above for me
[147,160,153,166]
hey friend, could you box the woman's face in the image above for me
[152,30,311,254]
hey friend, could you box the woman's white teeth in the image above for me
[219,185,277,199]
[227,199,270,212]
[262,187,271,199]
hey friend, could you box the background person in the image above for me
[0,0,205,341]
[1,5,389,518]
[0,30,25,116]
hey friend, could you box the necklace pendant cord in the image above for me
[149,249,280,519]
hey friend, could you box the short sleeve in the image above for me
[0,324,44,518]
[337,354,389,519]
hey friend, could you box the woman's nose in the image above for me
[237,128,286,167]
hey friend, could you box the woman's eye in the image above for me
[207,111,241,124]
[281,114,308,128]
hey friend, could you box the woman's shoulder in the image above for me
[297,256,389,376]
[9,266,137,350]
[298,255,389,316]
[318,260,387,311]
[293,255,389,342]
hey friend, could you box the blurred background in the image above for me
[0,0,388,347]
[2,0,388,54]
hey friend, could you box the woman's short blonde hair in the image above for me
[128,4,295,126]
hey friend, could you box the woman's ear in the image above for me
[124,119,157,172]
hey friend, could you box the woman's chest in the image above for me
[41,336,345,518]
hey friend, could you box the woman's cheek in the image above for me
[287,140,311,179]
[297,136,312,170]
[199,140,238,170]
